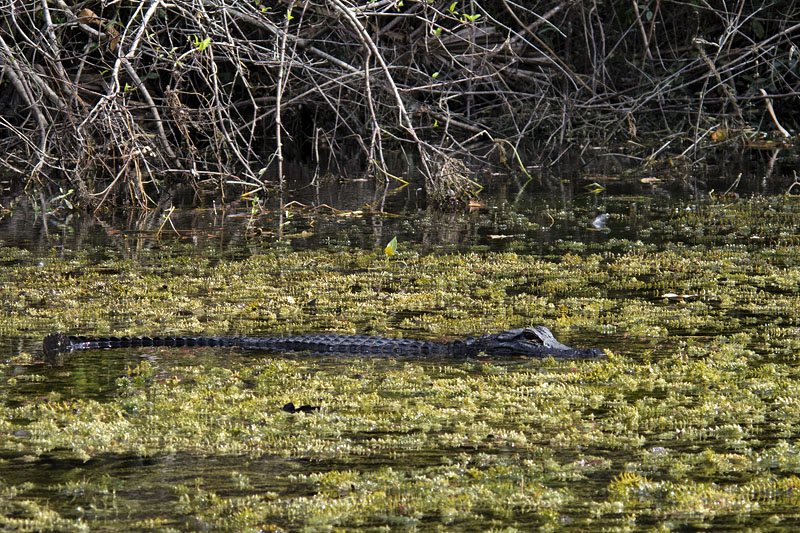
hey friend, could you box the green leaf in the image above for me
[196,37,211,51]
[449,2,458,13]
[384,236,398,258]
[432,71,439,78]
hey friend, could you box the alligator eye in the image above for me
[522,329,544,343]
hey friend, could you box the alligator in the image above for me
[43,327,604,360]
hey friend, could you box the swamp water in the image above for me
[3,185,800,531]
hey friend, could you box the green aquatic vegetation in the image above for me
[168,454,573,530]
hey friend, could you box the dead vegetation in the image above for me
[0,0,798,208]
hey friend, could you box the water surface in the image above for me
[3,177,800,531]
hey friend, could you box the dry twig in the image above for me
[0,0,797,207]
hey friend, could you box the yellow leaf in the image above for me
[384,236,398,258]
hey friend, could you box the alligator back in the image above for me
[43,333,451,359]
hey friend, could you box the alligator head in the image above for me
[473,327,604,358]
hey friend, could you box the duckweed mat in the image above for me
[3,195,800,531]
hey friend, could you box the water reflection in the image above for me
[0,180,687,258]
[3,159,799,258]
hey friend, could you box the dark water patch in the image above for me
[9,183,800,260]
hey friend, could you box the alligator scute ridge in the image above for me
[43,327,604,361]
